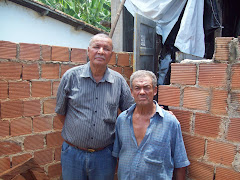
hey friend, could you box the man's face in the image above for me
[88,36,113,68]
[131,76,157,106]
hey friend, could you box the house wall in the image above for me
[0,40,133,179]
[159,37,240,179]
[0,1,93,49]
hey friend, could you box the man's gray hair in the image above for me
[130,70,157,89]
[89,33,113,49]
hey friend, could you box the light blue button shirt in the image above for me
[112,101,190,180]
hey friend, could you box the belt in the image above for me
[65,141,105,153]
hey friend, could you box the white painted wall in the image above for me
[0,0,94,49]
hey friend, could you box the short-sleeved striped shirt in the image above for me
[112,101,190,180]
[55,62,134,148]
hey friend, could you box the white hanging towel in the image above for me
[174,0,205,57]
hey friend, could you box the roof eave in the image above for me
[8,0,107,35]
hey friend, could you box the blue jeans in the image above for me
[61,141,117,180]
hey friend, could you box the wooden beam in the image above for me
[109,0,126,38]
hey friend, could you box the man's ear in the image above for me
[87,47,90,54]
[154,86,158,96]
[130,88,133,96]
[110,50,114,58]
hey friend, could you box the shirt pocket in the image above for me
[68,87,84,106]
[103,102,118,124]
[144,140,169,165]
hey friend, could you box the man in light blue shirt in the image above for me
[112,70,190,180]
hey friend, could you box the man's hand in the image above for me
[160,106,176,117]
[172,167,186,180]
[57,114,66,124]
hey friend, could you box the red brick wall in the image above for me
[159,37,240,179]
[0,41,133,179]
[1,37,239,179]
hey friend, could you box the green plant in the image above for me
[37,0,111,32]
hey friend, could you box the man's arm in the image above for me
[57,114,66,125]
[172,167,186,180]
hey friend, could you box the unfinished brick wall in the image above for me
[1,36,239,179]
[159,37,240,179]
[0,41,133,179]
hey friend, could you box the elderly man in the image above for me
[55,33,134,180]
[112,70,190,180]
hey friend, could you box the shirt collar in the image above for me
[126,100,164,119]
[80,62,114,83]
[155,101,164,118]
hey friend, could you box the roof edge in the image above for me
[8,0,107,35]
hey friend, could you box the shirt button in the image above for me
[91,137,93,139]
[93,124,95,126]
[96,97,98,99]
[95,110,97,113]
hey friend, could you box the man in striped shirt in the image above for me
[55,33,134,180]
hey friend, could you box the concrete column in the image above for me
[111,0,123,52]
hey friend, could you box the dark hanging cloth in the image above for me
[204,0,221,36]
[204,0,222,58]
